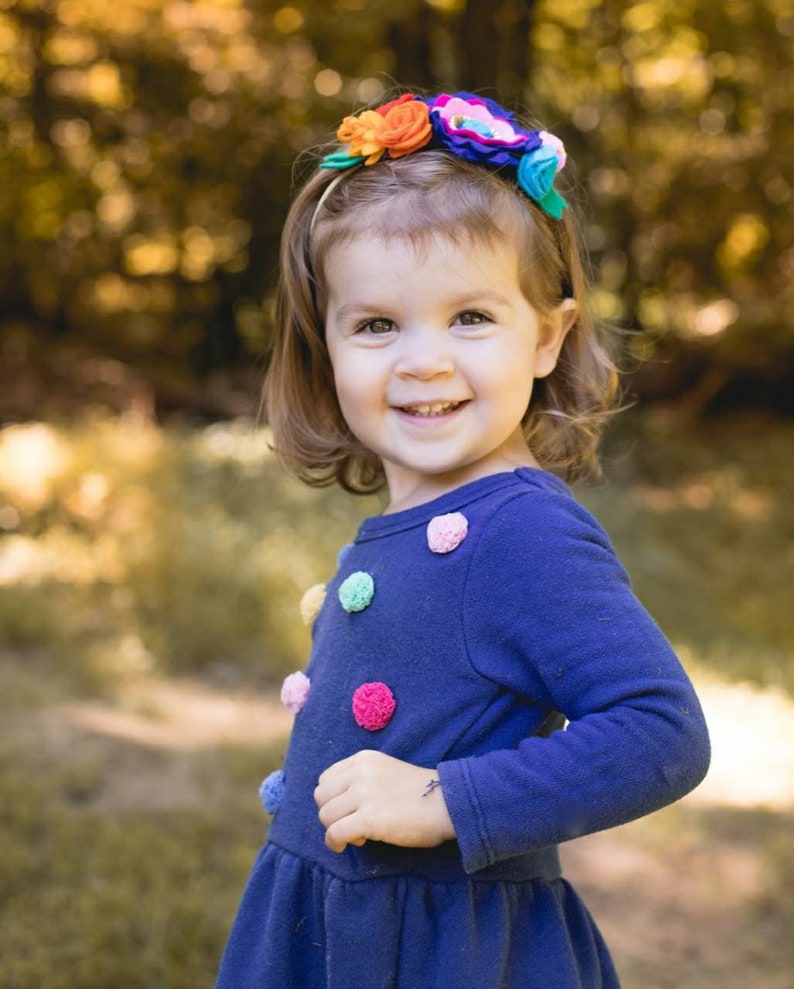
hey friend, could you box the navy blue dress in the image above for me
[216,469,710,988]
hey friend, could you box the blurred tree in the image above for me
[531,0,794,409]
[0,0,792,419]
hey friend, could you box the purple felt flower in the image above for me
[427,93,541,168]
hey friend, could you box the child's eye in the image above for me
[356,318,395,335]
[456,310,490,327]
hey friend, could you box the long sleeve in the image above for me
[437,487,710,874]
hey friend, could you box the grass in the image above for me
[0,730,274,989]
[0,408,792,986]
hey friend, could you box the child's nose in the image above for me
[394,334,454,380]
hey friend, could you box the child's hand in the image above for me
[314,750,456,853]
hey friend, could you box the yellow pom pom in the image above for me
[299,583,327,626]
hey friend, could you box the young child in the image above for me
[216,91,710,988]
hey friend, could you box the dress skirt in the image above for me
[215,841,620,989]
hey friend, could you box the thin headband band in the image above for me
[308,166,361,238]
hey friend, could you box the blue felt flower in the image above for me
[517,145,568,220]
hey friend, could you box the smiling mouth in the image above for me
[398,401,464,417]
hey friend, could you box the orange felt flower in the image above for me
[375,92,418,117]
[337,110,386,165]
[380,100,432,158]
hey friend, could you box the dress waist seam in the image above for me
[266,836,562,885]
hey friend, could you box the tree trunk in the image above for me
[387,3,436,91]
[458,0,537,103]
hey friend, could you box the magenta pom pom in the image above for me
[427,512,469,553]
[280,671,311,714]
[352,681,396,731]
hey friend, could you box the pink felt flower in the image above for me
[280,671,311,714]
[433,95,524,145]
[426,512,469,554]
[352,682,396,731]
[540,130,567,171]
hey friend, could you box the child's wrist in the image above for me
[422,775,456,842]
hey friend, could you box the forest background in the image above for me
[1,1,793,987]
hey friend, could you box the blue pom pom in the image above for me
[259,770,286,814]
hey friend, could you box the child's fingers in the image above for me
[313,767,348,810]
[313,750,378,810]
[324,812,369,853]
[317,788,359,830]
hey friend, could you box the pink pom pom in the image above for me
[427,512,469,553]
[352,681,396,731]
[280,671,311,714]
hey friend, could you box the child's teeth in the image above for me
[406,402,457,416]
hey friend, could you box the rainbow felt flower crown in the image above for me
[320,92,568,221]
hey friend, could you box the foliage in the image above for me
[532,0,794,405]
[0,412,791,694]
[0,416,377,685]
[0,0,792,414]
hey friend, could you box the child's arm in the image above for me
[314,750,455,853]
[435,488,711,873]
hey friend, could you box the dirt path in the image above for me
[42,673,794,988]
[563,676,794,988]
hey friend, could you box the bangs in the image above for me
[311,152,531,275]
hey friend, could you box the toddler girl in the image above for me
[216,91,710,989]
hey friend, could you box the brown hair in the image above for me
[263,149,619,493]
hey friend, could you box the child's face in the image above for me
[324,231,572,510]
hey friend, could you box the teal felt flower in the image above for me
[338,571,375,613]
[319,151,367,170]
[517,145,568,220]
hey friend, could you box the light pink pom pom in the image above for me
[280,671,311,714]
[352,682,396,731]
[426,512,469,553]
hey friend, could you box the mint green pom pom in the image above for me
[338,571,375,613]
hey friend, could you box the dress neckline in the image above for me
[355,468,568,542]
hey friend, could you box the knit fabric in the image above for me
[216,468,710,989]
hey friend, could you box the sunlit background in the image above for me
[1,1,793,987]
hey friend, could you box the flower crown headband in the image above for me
[319,91,568,221]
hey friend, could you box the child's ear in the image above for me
[534,298,578,379]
